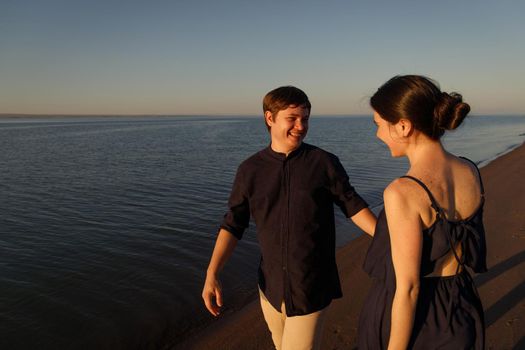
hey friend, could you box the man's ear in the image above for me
[264,111,274,128]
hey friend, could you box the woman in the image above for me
[358,75,487,349]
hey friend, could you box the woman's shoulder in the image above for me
[448,153,480,176]
[449,154,483,193]
[384,175,441,228]
[384,176,429,197]
[383,177,426,210]
[384,177,413,196]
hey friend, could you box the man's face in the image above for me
[266,105,309,155]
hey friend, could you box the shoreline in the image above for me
[478,140,525,168]
[175,142,525,350]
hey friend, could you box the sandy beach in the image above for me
[177,143,525,350]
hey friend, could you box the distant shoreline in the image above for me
[0,113,264,118]
[1,113,524,119]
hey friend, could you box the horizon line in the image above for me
[2,113,524,118]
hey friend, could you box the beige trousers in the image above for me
[259,289,329,350]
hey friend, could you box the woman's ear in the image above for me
[397,118,413,137]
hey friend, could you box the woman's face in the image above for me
[373,111,406,157]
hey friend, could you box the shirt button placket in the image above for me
[282,159,290,311]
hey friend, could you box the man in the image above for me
[202,86,376,350]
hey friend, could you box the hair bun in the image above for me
[434,92,470,130]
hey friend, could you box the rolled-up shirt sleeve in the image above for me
[219,165,250,240]
[329,156,368,218]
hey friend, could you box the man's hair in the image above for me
[263,86,311,131]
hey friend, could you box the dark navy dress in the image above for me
[358,159,487,349]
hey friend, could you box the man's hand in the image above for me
[202,274,223,316]
[202,229,238,316]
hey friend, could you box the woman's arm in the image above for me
[383,180,423,350]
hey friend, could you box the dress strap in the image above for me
[400,175,442,215]
[459,156,485,196]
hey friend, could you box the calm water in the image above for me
[1,115,524,349]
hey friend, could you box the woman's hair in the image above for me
[370,75,470,139]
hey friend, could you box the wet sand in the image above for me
[178,143,525,350]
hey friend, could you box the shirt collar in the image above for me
[263,142,306,161]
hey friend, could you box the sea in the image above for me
[1,115,524,349]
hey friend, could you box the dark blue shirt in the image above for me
[220,143,368,316]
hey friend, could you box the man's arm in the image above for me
[202,229,238,316]
[328,156,377,236]
[350,207,377,236]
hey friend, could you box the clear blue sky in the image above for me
[1,0,524,115]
